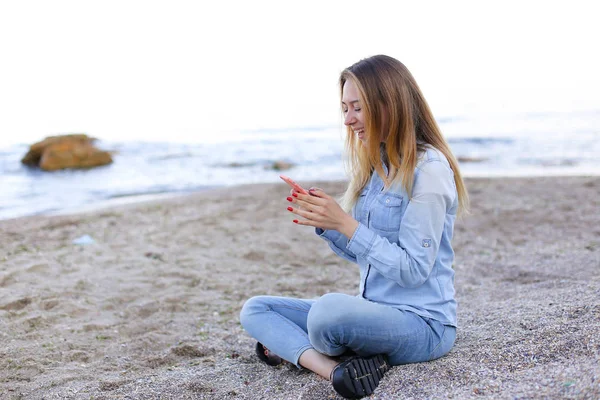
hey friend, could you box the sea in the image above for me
[1,109,599,220]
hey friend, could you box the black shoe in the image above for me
[331,354,390,399]
[255,342,283,366]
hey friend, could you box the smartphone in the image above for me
[279,175,309,195]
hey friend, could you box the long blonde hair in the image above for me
[339,55,469,214]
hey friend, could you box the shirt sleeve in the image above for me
[345,160,456,288]
[315,228,358,263]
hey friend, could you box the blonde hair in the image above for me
[339,55,469,214]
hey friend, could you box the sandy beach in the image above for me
[1,176,599,399]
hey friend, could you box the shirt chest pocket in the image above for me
[370,193,404,232]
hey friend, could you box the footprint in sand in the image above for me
[0,296,32,311]
[242,251,265,262]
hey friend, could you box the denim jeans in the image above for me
[240,292,456,368]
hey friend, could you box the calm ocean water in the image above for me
[1,110,599,220]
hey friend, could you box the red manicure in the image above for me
[287,207,293,211]
[292,193,298,197]
[293,219,299,224]
[287,197,293,202]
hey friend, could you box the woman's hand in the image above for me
[286,188,359,239]
[289,186,322,197]
[288,187,320,211]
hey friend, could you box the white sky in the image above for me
[0,0,598,144]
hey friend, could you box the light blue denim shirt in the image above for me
[316,147,458,327]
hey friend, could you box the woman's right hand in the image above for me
[288,187,322,211]
[289,187,322,196]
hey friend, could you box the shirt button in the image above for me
[385,198,390,204]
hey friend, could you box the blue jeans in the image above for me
[239,293,456,368]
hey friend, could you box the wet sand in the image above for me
[1,177,599,399]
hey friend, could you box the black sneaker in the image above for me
[255,342,283,366]
[331,354,390,399]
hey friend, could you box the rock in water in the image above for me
[21,134,113,171]
[268,160,295,171]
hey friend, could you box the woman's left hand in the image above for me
[287,188,359,239]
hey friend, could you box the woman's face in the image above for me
[342,79,389,143]
[342,79,366,142]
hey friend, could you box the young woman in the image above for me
[240,55,469,399]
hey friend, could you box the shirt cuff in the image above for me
[315,227,339,242]
[346,222,376,258]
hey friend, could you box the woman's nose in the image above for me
[344,112,355,126]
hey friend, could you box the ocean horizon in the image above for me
[1,109,599,221]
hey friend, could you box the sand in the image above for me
[0,177,599,399]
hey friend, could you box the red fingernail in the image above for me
[292,193,298,197]
[287,207,293,211]
[287,197,293,202]
[293,219,298,223]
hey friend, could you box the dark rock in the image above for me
[267,160,295,171]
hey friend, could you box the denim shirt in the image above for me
[316,147,458,327]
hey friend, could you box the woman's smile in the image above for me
[353,128,365,140]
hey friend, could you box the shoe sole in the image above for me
[335,354,390,398]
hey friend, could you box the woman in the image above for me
[240,55,469,399]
